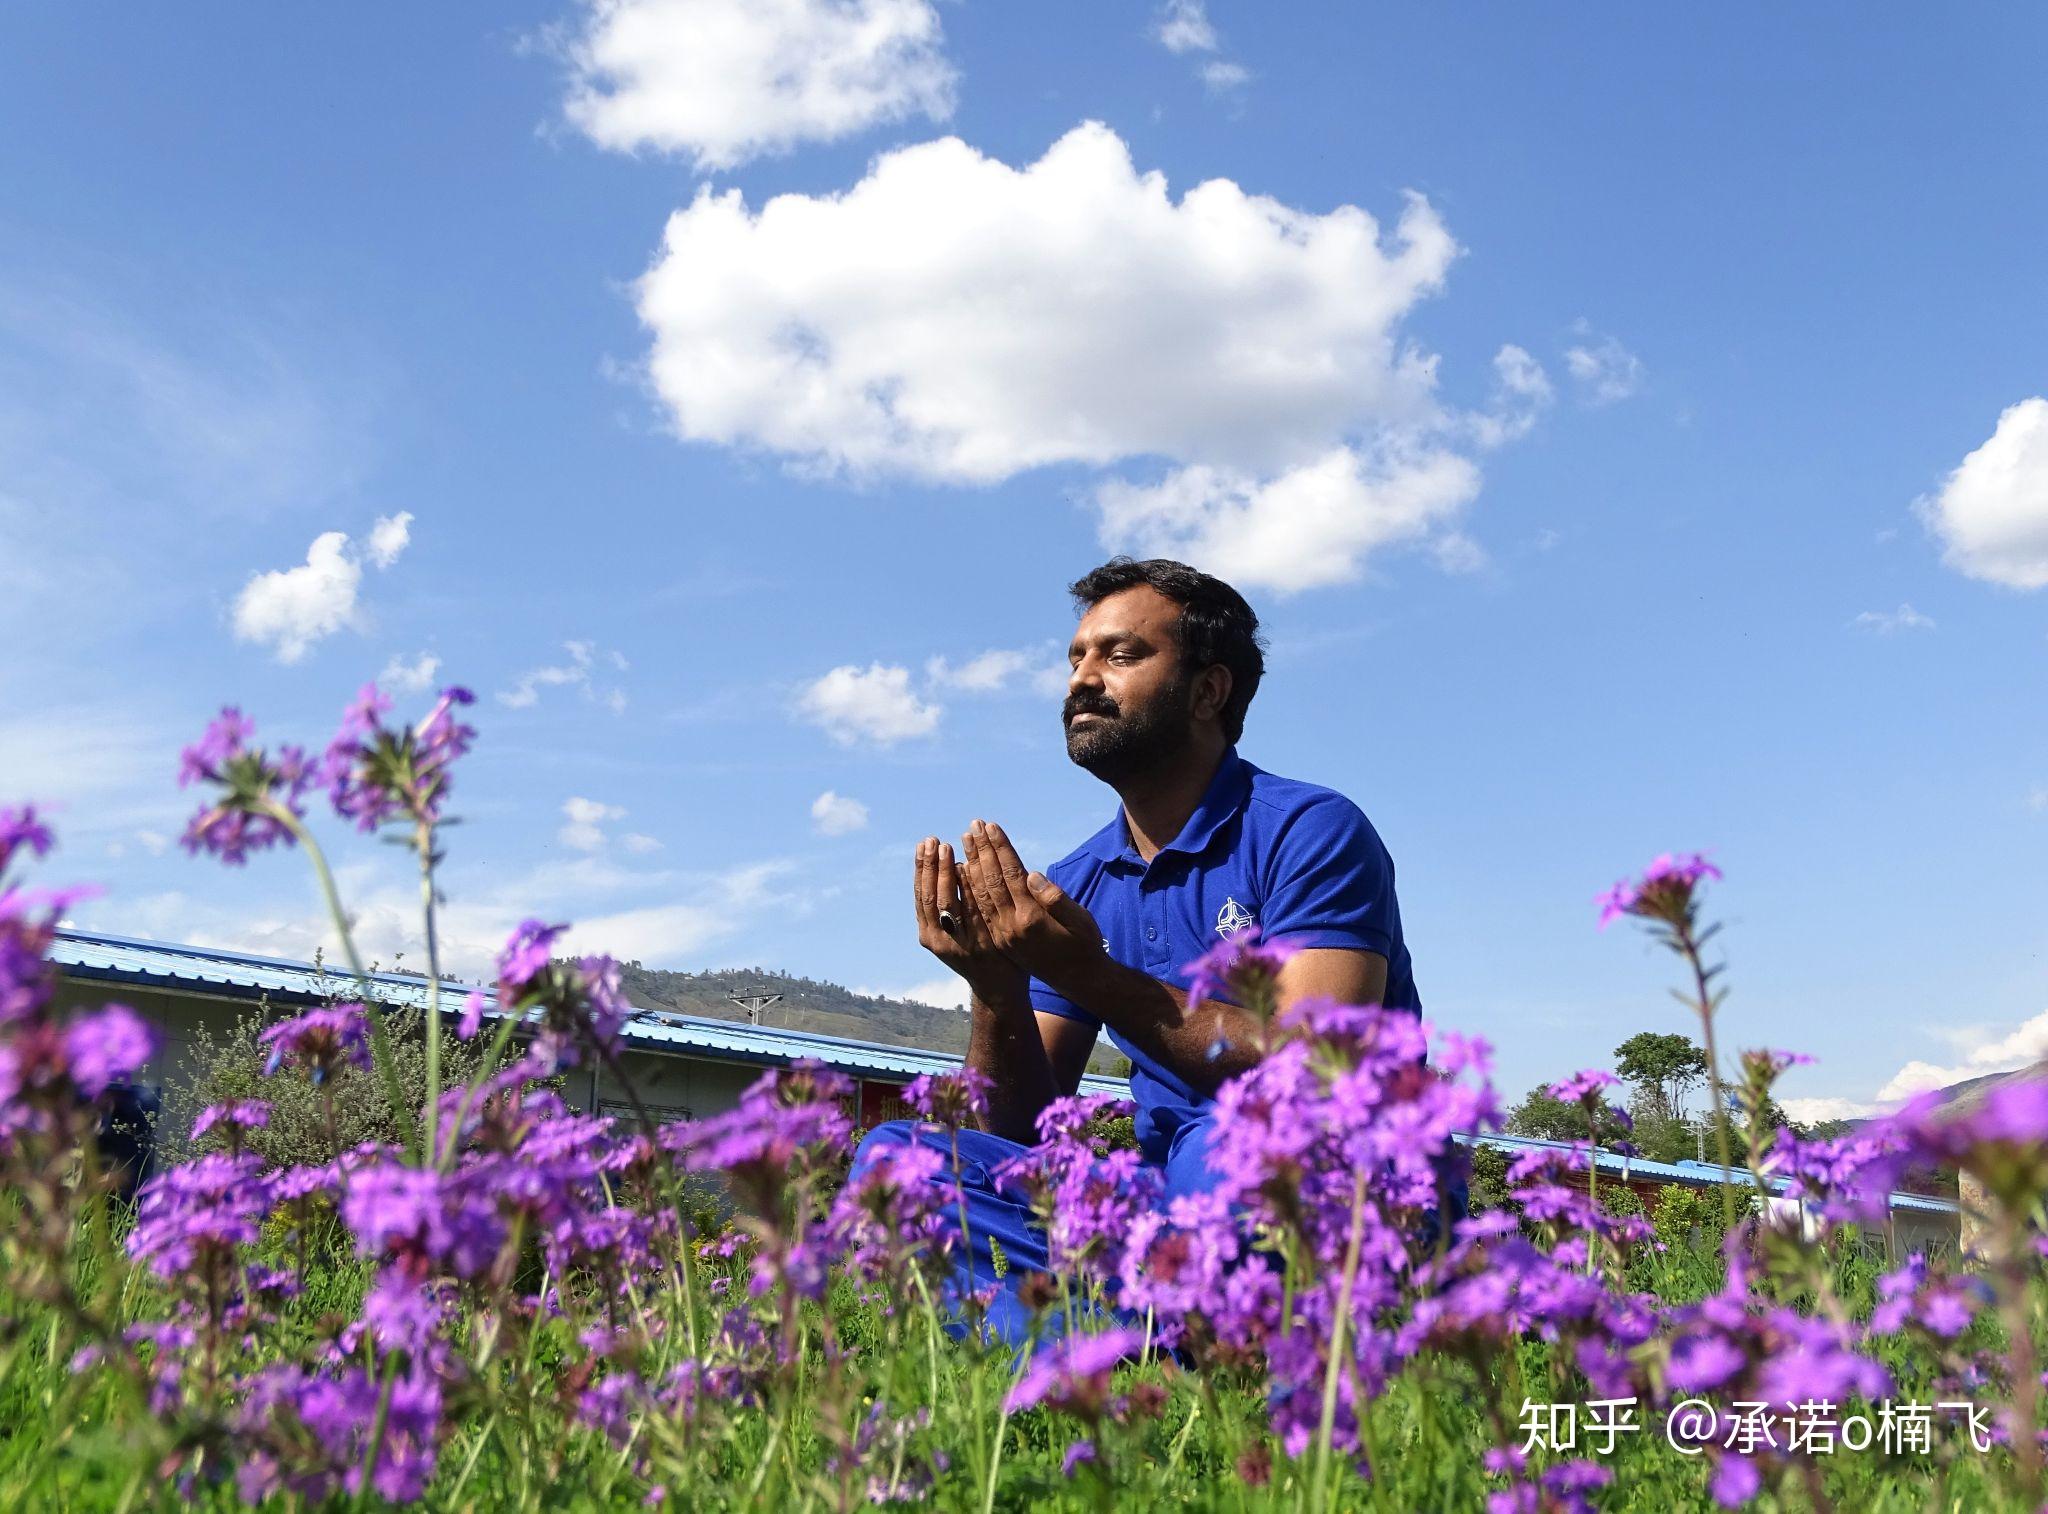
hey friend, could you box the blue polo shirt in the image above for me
[1030,747,1421,1165]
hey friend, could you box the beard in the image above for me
[1063,676,1195,784]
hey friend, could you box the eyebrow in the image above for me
[1068,630,1154,660]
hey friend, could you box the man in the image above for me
[856,557,1427,1339]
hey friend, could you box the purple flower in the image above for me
[1595,851,1722,929]
[178,709,315,864]
[1547,1069,1620,1106]
[1666,1333,1745,1394]
[324,682,478,832]
[127,1152,276,1278]
[192,1101,271,1141]
[905,1066,991,1127]
[259,1006,370,1084]
[340,1159,504,1278]
[1061,1440,1097,1477]
[360,1265,447,1355]
[282,1364,443,1502]
[1033,1092,1136,1144]
[1185,924,1298,1012]
[1708,1453,1760,1508]
[498,919,566,995]
[1003,1327,1142,1417]
[0,804,54,879]
[62,1004,155,1097]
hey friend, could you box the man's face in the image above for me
[1063,585,1198,781]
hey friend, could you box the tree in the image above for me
[1613,1031,1708,1122]
[1506,1087,1633,1148]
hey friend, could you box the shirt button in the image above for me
[1145,927,1158,942]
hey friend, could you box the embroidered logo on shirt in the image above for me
[1215,897,1257,938]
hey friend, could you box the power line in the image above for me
[728,992,783,1028]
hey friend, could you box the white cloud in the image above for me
[231,531,364,664]
[560,795,627,852]
[1779,1096,1879,1125]
[135,829,170,856]
[498,640,629,713]
[923,647,1040,693]
[637,123,1456,484]
[810,790,870,835]
[796,663,940,745]
[2028,785,2048,815]
[1153,3,1248,92]
[229,513,417,665]
[623,832,664,854]
[1850,603,1935,634]
[103,849,800,980]
[561,0,955,172]
[367,510,413,569]
[858,974,969,1010]
[1563,328,1644,406]
[635,123,1484,591]
[0,707,168,812]
[1200,60,1250,92]
[1468,343,1553,449]
[1875,1008,2048,1103]
[380,650,441,694]
[1155,0,1218,53]
[1917,397,2048,590]
[1093,444,1482,595]
[559,860,798,966]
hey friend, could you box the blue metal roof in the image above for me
[1456,1132,1958,1216]
[51,931,1946,1215]
[50,928,1129,1096]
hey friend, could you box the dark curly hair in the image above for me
[1067,557,1266,743]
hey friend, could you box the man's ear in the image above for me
[1195,665,1233,726]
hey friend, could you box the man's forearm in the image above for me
[964,991,1061,1145]
[1059,956,1264,1095]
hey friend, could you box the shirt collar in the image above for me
[1083,747,1252,867]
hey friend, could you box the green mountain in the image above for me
[615,962,1130,1077]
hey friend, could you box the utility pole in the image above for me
[728,992,783,1027]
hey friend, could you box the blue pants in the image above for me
[850,1116,1227,1348]
[850,1116,1469,1349]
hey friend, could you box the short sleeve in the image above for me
[1259,795,1398,957]
[1029,977,1099,1026]
[1028,854,1103,1025]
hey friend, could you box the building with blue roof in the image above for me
[48,928,1959,1251]
[50,927,1127,1132]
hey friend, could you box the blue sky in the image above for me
[4,2,2046,1121]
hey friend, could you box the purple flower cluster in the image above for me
[0,810,156,1157]
[460,918,632,1076]
[905,1065,992,1127]
[178,709,317,864]
[1594,851,1722,929]
[0,803,54,876]
[259,1005,372,1084]
[324,682,478,833]
[26,681,2048,1511]
[178,682,478,865]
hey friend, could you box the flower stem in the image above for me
[270,804,418,1158]
[1312,1166,1370,1514]
[435,1013,524,1173]
[1674,918,1737,1232]
[416,819,443,1160]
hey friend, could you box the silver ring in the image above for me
[938,909,961,936]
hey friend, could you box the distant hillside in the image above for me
[617,963,1131,1077]
[1935,1063,2044,1107]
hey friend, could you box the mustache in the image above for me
[1063,694,1119,723]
